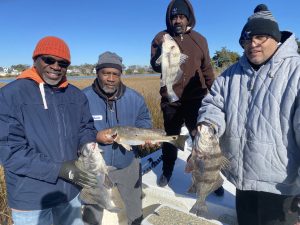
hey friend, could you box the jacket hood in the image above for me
[240,31,299,74]
[17,67,68,109]
[92,78,126,101]
[17,67,68,88]
[166,0,196,33]
[274,31,300,61]
[92,78,127,124]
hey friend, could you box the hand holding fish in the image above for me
[58,160,98,189]
[96,128,114,144]
[141,140,161,149]
[185,122,229,217]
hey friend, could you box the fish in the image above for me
[75,142,121,213]
[109,126,189,151]
[185,125,229,217]
[156,33,188,103]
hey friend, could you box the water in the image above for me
[0,74,159,84]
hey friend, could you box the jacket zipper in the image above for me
[52,90,67,191]
[108,103,115,166]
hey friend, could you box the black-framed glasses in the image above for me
[241,35,270,47]
[40,56,70,68]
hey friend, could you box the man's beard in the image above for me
[41,74,62,86]
[102,85,117,95]
[173,25,184,35]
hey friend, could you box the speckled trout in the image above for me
[110,126,188,151]
[185,125,229,217]
[76,142,121,213]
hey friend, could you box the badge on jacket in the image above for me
[92,115,103,121]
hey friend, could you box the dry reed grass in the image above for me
[0,75,163,224]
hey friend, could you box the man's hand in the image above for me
[141,140,161,149]
[59,160,98,188]
[96,128,114,144]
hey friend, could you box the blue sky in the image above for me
[0,0,299,67]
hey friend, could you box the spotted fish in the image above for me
[110,126,188,151]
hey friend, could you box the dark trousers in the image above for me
[236,189,299,225]
[161,100,202,177]
[82,158,143,225]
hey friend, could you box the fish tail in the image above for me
[171,135,188,151]
[189,199,208,217]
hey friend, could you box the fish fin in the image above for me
[220,156,230,170]
[184,158,193,173]
[107,165,118,172]
[187,183,196,193]
[80,187,103,205]
[103,174,114,189]
[121,143,132,151]
[179,53,188,65]
[80,187,122,213]
[189,199,208,217]
[211,174,224,193]
[170,134,189,151]
[155,55,162,65]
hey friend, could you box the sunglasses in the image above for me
[40,56,70,68]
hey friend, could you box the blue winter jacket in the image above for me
[0,70,97,210]
[83,84,152,169]
[198,32,300,195]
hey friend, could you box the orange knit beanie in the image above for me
[32,36,71,63]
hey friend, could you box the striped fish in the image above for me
[185,125,229,217]
[76,142,121,213]
[155,33,188,103]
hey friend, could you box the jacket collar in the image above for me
[17,67,68,88]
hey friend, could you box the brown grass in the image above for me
[0,75,163,224]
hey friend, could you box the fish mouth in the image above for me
[111,132,118,140]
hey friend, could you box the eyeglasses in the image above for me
[40,56,70,68]
[241,35,270,47]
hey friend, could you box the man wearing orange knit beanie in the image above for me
[0,36,98,225]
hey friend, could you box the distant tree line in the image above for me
[5,40,300,77]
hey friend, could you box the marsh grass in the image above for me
[0,75,163,224]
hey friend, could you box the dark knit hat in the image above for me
[239,4,281,47]
[96,51,124,72]
[32,36,71,63]
[171,0,190,20]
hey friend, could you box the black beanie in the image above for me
[171,0,190,21]
[239,4,281,47]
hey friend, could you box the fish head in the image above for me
[80,142,97,157]
[193,125,219,154]
[108,127,118,140]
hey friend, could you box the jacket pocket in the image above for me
[244,140,286,183]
